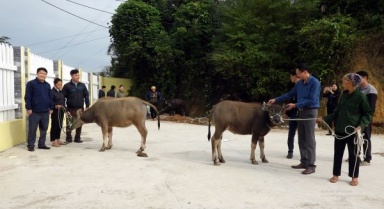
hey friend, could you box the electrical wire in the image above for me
[37,36,109,54]
[26,28,105,46]
[66,0,114,14]
[41,0,108,28]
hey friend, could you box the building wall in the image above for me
[0,45,132,152]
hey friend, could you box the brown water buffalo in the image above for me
[70,97,160,156]
[207,100,284,165]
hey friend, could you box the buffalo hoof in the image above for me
[219,158,226,163]
[99,148,105,152]
[137,152,148,157]
[106,146,112,150]
[262,158,269,163]
[251,160,259,165]
[214,162,220,166]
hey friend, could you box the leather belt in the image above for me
[298,107,318,111]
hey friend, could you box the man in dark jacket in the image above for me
[62,69,90,143]
[107,85,116,98]
[286,69,299,159]
[98,86,106,99]
[25,67,54,151]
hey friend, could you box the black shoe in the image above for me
[74,139,83,143]
[66,139,73,143]
[38,146,51,150]
[28,147,35,152]
[291,163,307,169]
[287,153,293,159]
[302,167,316,174]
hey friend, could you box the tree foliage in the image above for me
[108,0,384,115]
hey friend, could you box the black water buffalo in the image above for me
[208,100,284,165]
[164,98,186,116]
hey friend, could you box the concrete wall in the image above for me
[99,76,132,98]
[0,45,132,152]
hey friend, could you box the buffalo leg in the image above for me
[250,134,260,165]
[211,130,224,166]
[259,137,268,163]
[218,137,225,163]
[106,126,113,150]
[99,124,108,152]
[135,122,148,157]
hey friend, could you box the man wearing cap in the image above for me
[145,86,162,120]
[268,64,321,175]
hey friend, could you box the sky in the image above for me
[1,0,124,72]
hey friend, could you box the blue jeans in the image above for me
[287,114,298,153]
[27,112,49,148]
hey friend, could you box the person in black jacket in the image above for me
[286,69,299,159]
[62,69,90,143]
[50,78,67,147]
[98,85,106,99]
[323,83,341,135]
[107,85,116,98]
[24,67,54,151]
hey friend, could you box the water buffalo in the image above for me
[207,100,284,165]
[164,98,187,116]
[70,97,160,156]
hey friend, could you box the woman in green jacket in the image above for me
[317,73,373,186]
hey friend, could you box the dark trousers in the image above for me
[326,106,336,133]
[50,108,64,141]
[287,113,298,154]
[66,108,83,141]
[363,122,372,162]
[333,134,360,178]
[297,109,317,168]
[27,112,49,148]
[149,102,158,119]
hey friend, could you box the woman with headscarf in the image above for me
[317,73,373,186]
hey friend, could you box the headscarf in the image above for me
[343,73,362,87]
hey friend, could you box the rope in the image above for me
[283,117,367,176]
[55,106,72,134]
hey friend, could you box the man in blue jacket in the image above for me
[268,64,321,175]
[25,67,54,151]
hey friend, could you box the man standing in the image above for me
[145,86,162,120]
[356,70,377,166]
[286,69,300,159]
[107,85,116,98]
[25,67,54,151]
[98,85,106,99]
[268,64,321,174]
[62,69,90,143]
[116,85,126,98]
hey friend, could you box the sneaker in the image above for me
[360,161,370,166]
[286,153,293,159]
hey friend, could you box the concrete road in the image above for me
[1,121,384,209]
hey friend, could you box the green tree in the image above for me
[0,36,11,44]
[211,0,318,101]
[109,0,174,98]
